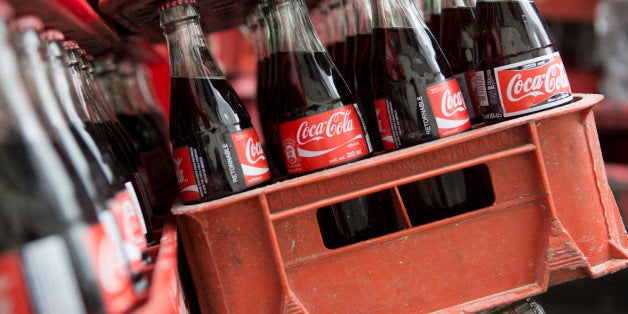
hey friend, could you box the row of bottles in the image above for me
[159,0,571,248]
[308,0,573,124]
[0,0,178,311]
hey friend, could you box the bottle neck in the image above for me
[65,52,98,123]
[344,0,358,36]
[328,0,347,43]
[44,41,87,125]
[267,0,326,53]
[355,0,373,34]
[425,0,442,14]
[372,0,425,28]
[161,5,224,78]
[13,30,70,136]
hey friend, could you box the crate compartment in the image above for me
[173,94,628,313]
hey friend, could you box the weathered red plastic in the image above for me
[132,219,187,314]
[172,94,628,313]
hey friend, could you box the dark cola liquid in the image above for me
[475,1,555,67]
[117,113,177,216]
[329,41,346,73]
[342,35,356,93]
[355,33,383,152]
[261,55,288,178]
[273,51,355,127]
[371,27,494,224]
[427,14,441,41]
[440,6,482,124]
[440,7,475,73]
[371,27,450,146]
[170,77,269,204]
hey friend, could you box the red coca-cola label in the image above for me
[0,252,33,313]
[173,147,202,202]
[85,224,136,313]
[108,189,147,272]
[426,78,471,137]
[279,104,369,174]
[495,52,572,117]
[231,129,271,186]
[374,98,398,151]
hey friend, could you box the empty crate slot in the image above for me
[317,189,406,249]
[316,164,494,249]
[398,164,495,227]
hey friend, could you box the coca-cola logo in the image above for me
[173,157,185,184]
[506,62,569,102]
[296,109,355,145]
[245,137,266,164]
[441,89,467,117]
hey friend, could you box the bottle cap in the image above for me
[62,40,80,51]
[157,0,197,13]
[40,29,65,42]
[0,1,13,21]
[10,15,44,32]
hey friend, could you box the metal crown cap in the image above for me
[40,29,65,42]
[10,15,44,32]
[62,40,80,51]
[158,0,197,13]
[0,1,13,22]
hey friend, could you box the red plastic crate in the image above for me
[173,94,628,313]
[132,219,188,314]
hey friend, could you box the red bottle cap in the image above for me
[62,40,80,51]
[157,0,197,13]
[10,15,44,32]
[0,1,13,21]
[40,29,65,42]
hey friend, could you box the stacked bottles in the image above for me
[94,58,178,222]
[159,0,271,204]
[0,8,144,313]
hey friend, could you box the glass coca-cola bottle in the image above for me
[371,0,493,225]
[160,0,271,204]
[264,0,397,247]
[42,31,151,273]
[474,0,572,123]
[440,0,482,124]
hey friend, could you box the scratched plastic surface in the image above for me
[172,94,628,313]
